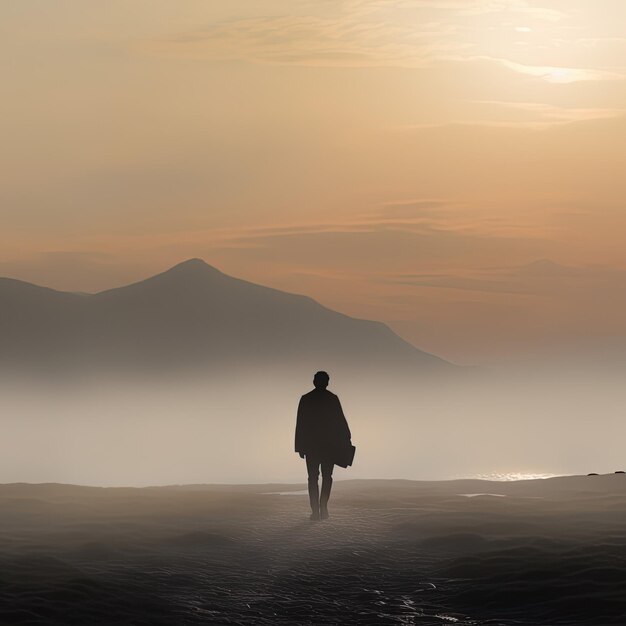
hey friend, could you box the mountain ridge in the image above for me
[0,259,450,374]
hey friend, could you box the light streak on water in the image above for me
[470,472,560,481]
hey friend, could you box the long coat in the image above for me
[295,389,351,460]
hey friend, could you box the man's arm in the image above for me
[295,396,305,457]
[335,396,351,442]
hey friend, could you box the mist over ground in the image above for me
[3,362,624,487]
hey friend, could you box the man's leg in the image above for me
[305,456,321,519]
[319,461,334,519]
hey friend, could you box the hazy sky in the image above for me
[2,1,625,363]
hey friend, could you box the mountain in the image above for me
[0,259,449,374]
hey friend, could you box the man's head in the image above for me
[313,371,330,390]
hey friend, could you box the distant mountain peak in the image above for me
[156,258,227,280]
[92,258,228,298]
[0,257,450,372]
[168,258,220,272]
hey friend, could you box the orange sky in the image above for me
[1,0,625,363]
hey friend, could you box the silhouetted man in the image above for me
[295,371,352,520]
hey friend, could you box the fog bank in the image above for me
[1,362,624,486]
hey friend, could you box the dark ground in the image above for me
[1,476,626,625]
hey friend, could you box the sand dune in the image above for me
[0,476,625,624]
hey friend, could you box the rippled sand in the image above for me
[1,476,625,624]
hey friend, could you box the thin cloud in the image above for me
[208,219,547,273]
[390,259,626,299]
[495,57,625,83]
[142,14,463,67]
[376,199,453,219]
[210,207,538,245]
[470,100,626,124]
[350,0,565,21]
[137,0,622,94]
[139,0,567,68]
[393,275,536,295]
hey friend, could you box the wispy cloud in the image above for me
[139,0,571,68]
[389,259,626,300]
[494,57,625,83]
[205,216,547,274]
[469,100,626,125]
[376,199,453,219]
[348,0,565,21]
[142,13,464,67]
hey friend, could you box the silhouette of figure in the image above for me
[295,371,352,520]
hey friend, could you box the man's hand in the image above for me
[299,452,305,459]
